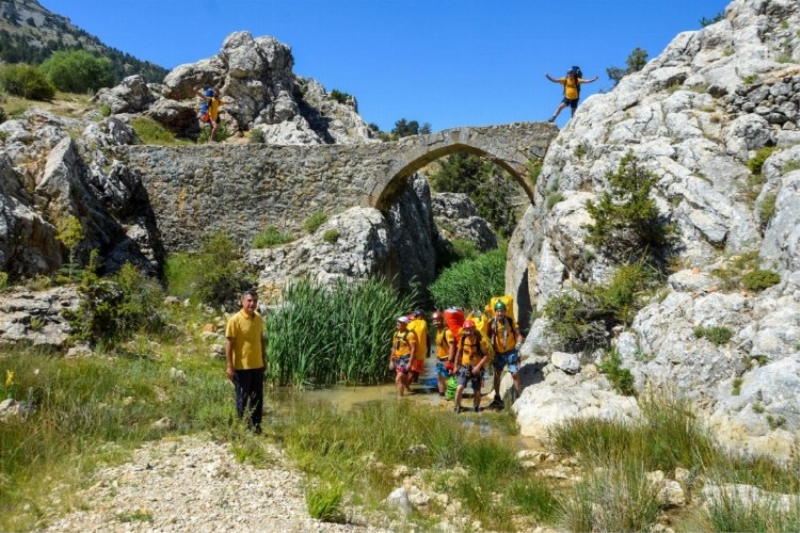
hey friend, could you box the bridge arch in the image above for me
[362,123,556,210]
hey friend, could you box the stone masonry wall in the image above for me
[117,123,555,251]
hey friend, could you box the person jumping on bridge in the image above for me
[545,67,598,123]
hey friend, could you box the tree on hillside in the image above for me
[429,153,519,238]
[700,12,725,27]
[606,47,648,87]
[40,50,113,93]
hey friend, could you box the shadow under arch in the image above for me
[362,124,549,211]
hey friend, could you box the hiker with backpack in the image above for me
[452,320,492,413]
[545,66,598,122]
[487,300,523,408]
[432,311,456,397]
[407,309,430,385]
[197,87,223,142]
[389,316,418,398]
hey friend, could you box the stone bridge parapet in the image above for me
[118,122,556,251]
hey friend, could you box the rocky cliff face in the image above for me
[510,0,800,458]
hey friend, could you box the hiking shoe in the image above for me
[453,405,463,414]
[489,396,504,407]
[548,115,556,123]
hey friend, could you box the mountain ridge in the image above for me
[0,0,167,83]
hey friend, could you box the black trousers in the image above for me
[233,367,265,431]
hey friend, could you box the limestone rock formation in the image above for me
[508,0,800,457]
[431,192,498,252]
[244,175,447,296]
[105,31,376,144]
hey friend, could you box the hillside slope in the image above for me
[0,0,167,82]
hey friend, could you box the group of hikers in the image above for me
[389,299,523,414]
[197,64,597,146]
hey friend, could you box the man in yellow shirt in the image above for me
[545,67,598,122]
[389,316,417,398]
[197,87,223,142]
[453,320,491,413]
[225,289,266,433]
[488,301,523,408]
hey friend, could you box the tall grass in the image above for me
[559,458,661,533]
[428,248,506,310]
[0,321,236,531]
[266,278,416,387]
[277,395,556,531]
[688,482,800,532]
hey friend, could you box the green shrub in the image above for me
[546,192,564,210]
[0,64,55,100]
[165,232,254,308]
[526,158,543,187]
[758,193,777,228]
[329,89,351,105]
[598,349,636,396]
[248,128,264,144]
[741,270,780,292]
[428,249,506,311]
[191,231,255,308]
[543,262,659,351]
[710,251,761,291]
[131,116,178,145]
[98,103,111,117]
[694,325,734,345]
[252,226,295,249]
[697,483,800,533]
[584,152,677,263]
[747,146,778,176]
[322,229,340,244]
[0,105,6,125]
[783,160,800,174]
[0,272,8,292]
[39,50,114,93]
[305,483,345,522]
[66,261,165,346]
[732,377,743,396]
[303,211,328,234]
[266,278,416,387]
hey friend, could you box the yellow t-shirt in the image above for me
[557,76,583,100]
[435,328,455,360]
[225,310,265,370]
[459,333,491,367]
[407,318,428,360]
[490,317,518,353]
[392,330,417,358]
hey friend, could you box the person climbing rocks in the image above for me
[545,66,598,122]
[197,87,223,142]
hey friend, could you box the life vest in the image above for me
[458,330,494,367]
[392,330,417,358]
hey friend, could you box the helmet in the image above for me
[463,320,476,329]
[413,308,425,317]
[431,311,443,320]
[397,316,410,324]
[494,301,506,311]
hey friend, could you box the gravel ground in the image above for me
[39,435,394,533]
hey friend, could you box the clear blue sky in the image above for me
[40,0,730,131]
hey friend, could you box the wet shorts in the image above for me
[410,358,424,374]
[492,349,519,373]
[393,356,410,374]
[435,359,452,378]
[457,366,483,391]
[561,97,579,109]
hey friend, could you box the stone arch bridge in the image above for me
[121,122,557,250]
